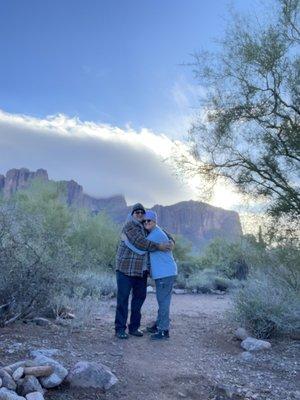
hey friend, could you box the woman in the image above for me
[143,210,177,340]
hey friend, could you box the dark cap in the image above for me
[131,203,146,215]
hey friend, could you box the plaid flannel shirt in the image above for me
[115,219,175,277]
[116,220,158,277]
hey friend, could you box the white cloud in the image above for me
[0,109,258,213]
[0,109,196,207]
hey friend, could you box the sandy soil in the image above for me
[0,293,299,400]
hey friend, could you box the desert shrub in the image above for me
[175,271,188,289]
[50,294,104,330]
[74,271,117,298]
[214,276,231,291]
[0,179,119,325]
[185,269,242,293]
[68,209,119,272]
[0,202,74,325]
[172,235,193,263]
[185,269,217,293]
[177,258,203,277]
[233,268,300,338]
[197,236,268,279]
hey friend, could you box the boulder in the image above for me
[25,393,44,400]
[12,368,24,382]
[0,370,17,391]
[32,356,67,388]
[0,387,25,400]
[241,337,271,352]
[234,328,249,341]
[17,376,43,397]
[66,361,118,391]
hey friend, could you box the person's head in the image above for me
[131,203,146,222]
[143,210,157,232]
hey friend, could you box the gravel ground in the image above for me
[0,293,299,400]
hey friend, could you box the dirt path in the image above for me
[0,293,299,400]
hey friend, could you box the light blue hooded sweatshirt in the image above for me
[147,225,177,280]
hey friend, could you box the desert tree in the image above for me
[185,0,300,218]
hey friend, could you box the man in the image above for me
[115,203,173,339]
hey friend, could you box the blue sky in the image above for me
[0,0,264,217]
[0,0,254,138]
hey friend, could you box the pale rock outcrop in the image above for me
[66,361,118,391]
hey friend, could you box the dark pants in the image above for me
[115,270,147,333]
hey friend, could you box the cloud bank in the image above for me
[0,109,196,206]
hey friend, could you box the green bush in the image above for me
[233,269,300,338]
[185,269,218,293]
[68,209,119,272]
[0,179,119,325]
[74,271,117,298]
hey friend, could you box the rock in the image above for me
[241,337,271,352]
[29,349,60,358]
[0,370,17,391]
[32,356,67,388]
[23,367,53,378]
[25,393,44,400]
[12,368,24,381]
[17,376,43,397]
[0,387,26,400]
[66,361,118,391]
[6,363,34,374]
[239,351,255,362]
[31,318,51,327]
[146,286,154,293]
[234,328,249,341]
[0,378,2,388]
[1,370,12,377]
[173,288,186,294]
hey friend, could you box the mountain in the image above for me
[0,168,243,249]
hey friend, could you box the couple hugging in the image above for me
[114,202,177,340]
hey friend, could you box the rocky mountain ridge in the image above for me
[0,168,243,249]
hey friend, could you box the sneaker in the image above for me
[129,329,144,337]
[150,330,169,340]
[115,331,129,339]
[146,323,157,334]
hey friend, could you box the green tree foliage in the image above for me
[68,209,119,272]
[186,0,300,218]
[0,179,119,325]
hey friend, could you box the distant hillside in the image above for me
[0,168,243,250]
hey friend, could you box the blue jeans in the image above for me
[115,270,147,333]
[155,275,175,331]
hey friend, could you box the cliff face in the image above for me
[0,168,49,198]
[152,201,242,248]
[0,168,242,249]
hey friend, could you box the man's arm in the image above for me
[124,223,172,252]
